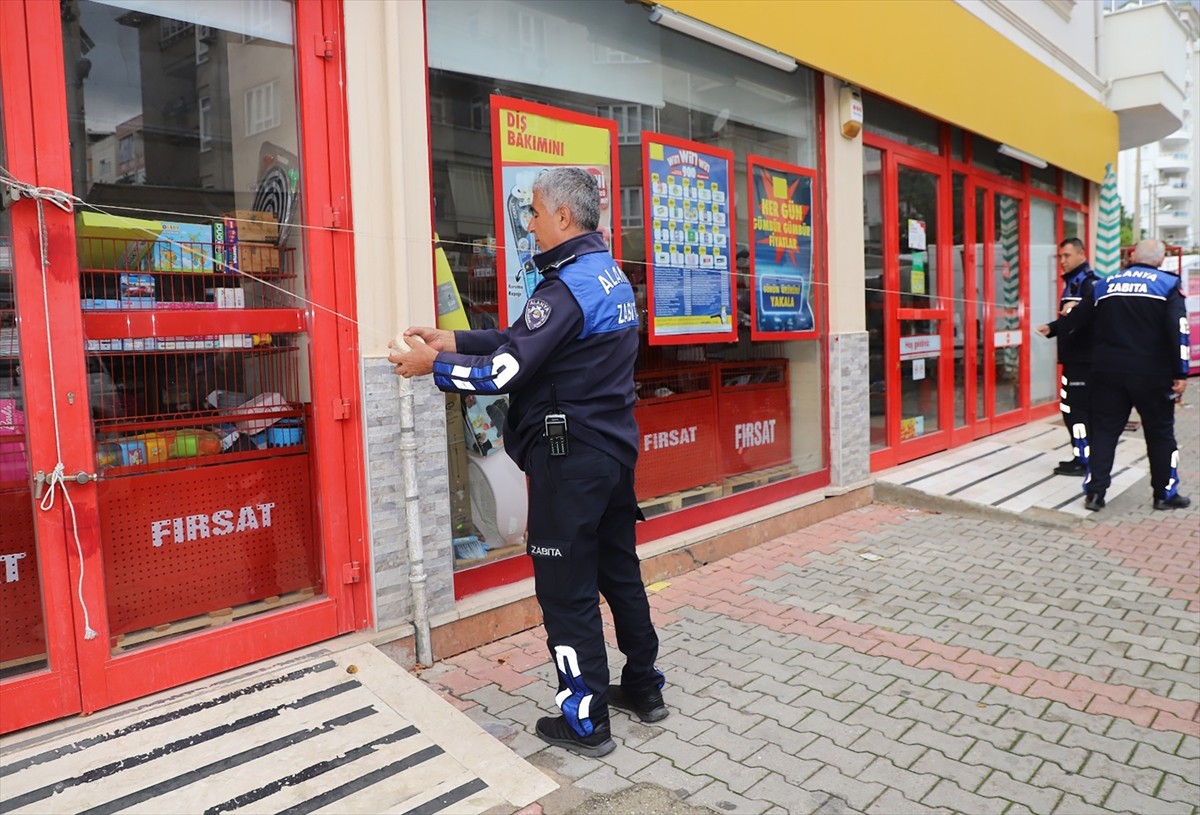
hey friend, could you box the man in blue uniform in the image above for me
[1036,238,1099,476]
[1054,239,1190,512]
[391,167,666,757]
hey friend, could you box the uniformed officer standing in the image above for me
[1055,239,1190,512]
[1036,238,1099,476]
[391,167,665,757]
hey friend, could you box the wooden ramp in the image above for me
[877,416,1149,520]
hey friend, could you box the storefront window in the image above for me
[1062,208,1085,242]
[61,0,322,651]
[1030,198,1058,405]
[863,147,887,451]
[863,92,940,154]
[1030,164,1057,195]
[1062,172,1085,203]
[427,0,822,570]
[972,136,1024,182]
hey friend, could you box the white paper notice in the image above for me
[913,358,926,380]
[908,219,927,251]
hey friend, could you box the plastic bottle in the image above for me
[167,429,223,458]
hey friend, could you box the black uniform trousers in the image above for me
[526,439,659,737]
[1059,364,1090,463]
[1085,370,1181,500]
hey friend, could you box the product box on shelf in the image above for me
[76,212,162,270]
[151,221,214,273]
[213,287,245,309]
[240,243,281,275]
[223,210,278,243]
[119,273,156,310]
[213,218,239,273]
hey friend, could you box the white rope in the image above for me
[2,170,98,639]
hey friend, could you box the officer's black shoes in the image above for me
[1084,493,1106,512]
[535,716,616,757]
[1154,494,1191,511]
[608,684,669,723]
[1054,460,1087,476]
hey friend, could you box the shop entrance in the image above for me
[962,182,1029,439]
[1,0,368,734]
[866,148,953,468]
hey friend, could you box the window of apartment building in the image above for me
[118,134,135,165]
[198,96,212,152]
[620,186,643,229]
[596,104,654,145]
[195,27,211,64]
[245,81,279,137]
[427,0,823,581]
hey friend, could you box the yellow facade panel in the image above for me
[656,0,1117,182]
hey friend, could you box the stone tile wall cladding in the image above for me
[829,331,870,487]
[363,359,456,630]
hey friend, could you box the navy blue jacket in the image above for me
[1057,262,1190,379]
[1045,262,1098,367]
[432,232,640,471]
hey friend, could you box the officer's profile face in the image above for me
[528,190,569,252]
[1056,244,1085,273]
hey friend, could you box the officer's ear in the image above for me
[555,205,573,231]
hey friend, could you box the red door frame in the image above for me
[867,139,954,471]
[0,0,84,733]
[1,0,369,732]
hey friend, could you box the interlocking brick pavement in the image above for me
[424,403,1199,814]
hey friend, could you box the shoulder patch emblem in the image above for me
[524,297,552,330]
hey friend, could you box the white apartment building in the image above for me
[1117,0,1200,248]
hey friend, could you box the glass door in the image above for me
[0,1,85,732]
[890,159,951,462]
[968,182,1028,437]
[2,0,368,732]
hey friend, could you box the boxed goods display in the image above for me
[151,221,214,273]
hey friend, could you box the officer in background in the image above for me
[391,167,666,757]
[1055,239,1190,512]
[1036,238,1099,476]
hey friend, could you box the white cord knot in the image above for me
[38,462,67,511]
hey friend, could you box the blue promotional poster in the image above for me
[748,155,817,341]
[643,133,736,345]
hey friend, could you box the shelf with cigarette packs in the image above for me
[74,226,309,479]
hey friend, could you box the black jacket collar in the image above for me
[1061,261,1095,283]
[534,231,608,273]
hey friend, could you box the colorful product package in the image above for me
[152,221,214,273]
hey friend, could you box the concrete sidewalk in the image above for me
[419,399,1200,815]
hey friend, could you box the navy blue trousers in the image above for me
[525,440,660,737]
[1059,363,1091,463]
[1085,371,1181,500]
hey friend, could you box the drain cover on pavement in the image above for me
[0,643,556,814]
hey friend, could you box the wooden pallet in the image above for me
[638,483,723,516]
[720,464,799,496]
[111,587,317,652]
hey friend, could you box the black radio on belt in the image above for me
[545,384,568,457]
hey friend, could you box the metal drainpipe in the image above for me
[398,374,433,667]
[384,0,432,668]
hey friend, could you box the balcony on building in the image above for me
[1156,209,1193,228]
[1157,181,1192,202]
[1156,151,1192,171]
[1104,1,1193,149]
[1159,126,1191,149]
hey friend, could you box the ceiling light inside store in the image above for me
[997,143,1048,169]
[733,77,796,105]
[648,6,799,73]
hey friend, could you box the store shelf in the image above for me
[82,308,305,339]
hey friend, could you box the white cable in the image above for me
[6,172,99,640]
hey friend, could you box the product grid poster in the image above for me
[490,95,619,326]
[643,133,736,345]
[747,155,817,341]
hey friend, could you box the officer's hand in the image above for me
[1172,378,1187,395]
[1060,302,1077,316]
[1035,324,1050,337]
[388,334,438,378]
[405,326,456,352]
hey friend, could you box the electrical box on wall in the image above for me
[840,85,863,139]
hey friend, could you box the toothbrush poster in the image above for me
[491,96,619,326]
[642,133,736,345]
[747,155,818,341]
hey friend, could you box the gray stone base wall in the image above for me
[362,359,455,630]
[828,331,871,486]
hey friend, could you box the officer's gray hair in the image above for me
[1131,239,1166,267]
[534,167,600,232]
